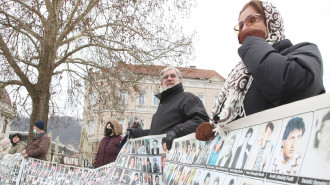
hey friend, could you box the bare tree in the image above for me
[0,0,195,140]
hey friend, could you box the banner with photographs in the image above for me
[0,93,329,185]
[114,134,167,185]
[19,157,115,185]
[0,134,166,185]
[0,153,24,185]
[164,93,330,185]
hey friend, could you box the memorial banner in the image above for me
[0,93,329,185]
[164,93,330,185]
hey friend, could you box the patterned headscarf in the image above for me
[209,1,285,136]
[262,1,285,44]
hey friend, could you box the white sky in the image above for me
[184,0,330,91]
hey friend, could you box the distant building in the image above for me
[0,87,16,140]
[82,64,225,160]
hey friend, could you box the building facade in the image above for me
[82,65,225,160]
[0,87,16,140]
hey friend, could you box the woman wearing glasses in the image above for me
[196,0,324,141]
[93,119,123,168]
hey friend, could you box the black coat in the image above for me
[239,37,325,115]
[138,83,209,137]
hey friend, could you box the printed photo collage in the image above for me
[0,153,24,185]
[18,157,115,185]
[111,135,167,185]
[165,108,330,185]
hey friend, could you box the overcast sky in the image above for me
[184,0,330,91]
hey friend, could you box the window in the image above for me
[88,92,98,106]
[118,119,125,132]
[87,120,95,136]
[197,93,205,105]
[2,120,8,133]
[120,91,128,105]
[214,92,220,102]
[136,91,146,106]
[152,91,160,106]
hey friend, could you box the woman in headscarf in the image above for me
[93,119,123,168]
[196,0,324,140]
[0,138,12,154]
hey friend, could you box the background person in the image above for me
[9,133,26,154]
[21,120,50,160]
[119,116,143,152]
[0,138,12,154]
[93,119,123,168]
[128,67,209,150]
[196,0,324,141]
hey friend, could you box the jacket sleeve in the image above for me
[94,137,104,163]
[238,36,323,105]
[172,94,209,137]
[27,136,50,158]
[16,142,27,153]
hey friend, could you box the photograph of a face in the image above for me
[229,125,260,170]
[246,120,282,172]
[268,112,313,176]
[223,174,242,185]
[299,108,330,180]
[216,130,242,168]
[209,171,227,185]
[151,138,161,155]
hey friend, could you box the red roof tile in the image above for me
[123,64,225,81]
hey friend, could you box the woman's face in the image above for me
[106,124,111,129]
[12,136,20,143]
[239,6,267,36]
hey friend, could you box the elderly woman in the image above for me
[94,119,123,168]
[9,133,27,154]
[196,0,324,140]
[0,138,12,154]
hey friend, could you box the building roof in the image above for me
[0,87,11,105]
[123,64,226,81]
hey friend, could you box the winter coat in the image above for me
[1,146,11,154]
[94,135,121,168]
[9,141,26,154]
[239,37,324,116]
[136,83,209,137]
[26,132,50,160]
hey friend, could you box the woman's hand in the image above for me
[238,29,266,44]
[195,122,215,141]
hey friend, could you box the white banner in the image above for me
[1,93,329,185]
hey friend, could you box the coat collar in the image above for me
[155,83,183,102]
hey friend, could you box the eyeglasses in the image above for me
[234,14,261,34]
[162,74,177,80]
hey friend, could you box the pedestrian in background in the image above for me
[9,133,26,154]
[94,119,123,168]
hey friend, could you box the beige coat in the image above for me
[9,141,27,154]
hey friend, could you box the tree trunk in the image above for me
[28,88,51,141]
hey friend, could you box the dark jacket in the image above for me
[239,37,324,115]
[94,135,121,168]
[138,83,209,137]
[26,132,50,160]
